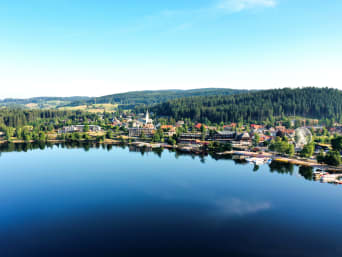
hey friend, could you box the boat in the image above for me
[320,174,339,183]
[313,170,328,179]
[246,157,270,165]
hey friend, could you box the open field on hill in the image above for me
[58,103,118,113]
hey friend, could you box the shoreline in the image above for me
[2,139,342,173]
[217,150,342,172]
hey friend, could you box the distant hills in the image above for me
[151,87,342,123]
[2,88,341,124]
[64,88,250,108]
[0,88,249,110]
[0,97,91,109]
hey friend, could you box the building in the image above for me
[128,127,155,138]
[111,118,122,127]
[137,110,153,125]
[275,126,286,132]
[58,125,102,134]
[161,125,174,130]
[195,123,207,130]
[180,133,202,140]
[212,131,236,143]
[176,121,184,127]
[135,111,154,129]
[223,123,237,131]
[250,124,264,130]
[144,123,155,129]
[145,110,152,124]
[236,132,251,141]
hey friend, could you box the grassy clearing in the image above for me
[58,103,118,113]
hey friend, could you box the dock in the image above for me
[320,173,342,184]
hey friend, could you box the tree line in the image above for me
[151,87,342,124]
[68,88,247,107]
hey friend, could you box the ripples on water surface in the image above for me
[0,143,341,257]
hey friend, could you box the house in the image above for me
[231,132,252,149]
[237,132,251,141]
[176,121,185,127]
[195,123,207,130]
[268,127,277,137]
[207,126,217,131]
[213,131,236,142]
[111,118,122,127]
[223,123,237,131]
[275,126,286,132]
[329,127,337,133]
[250,124,264,130]
[285,129,295,137]
[161,125,174,130]
[165,128,177,137]
[160,125,176,136]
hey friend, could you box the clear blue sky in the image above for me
[0,0,341,98]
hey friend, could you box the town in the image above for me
[1,109,342,185]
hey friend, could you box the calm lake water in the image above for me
[0,143,341,257]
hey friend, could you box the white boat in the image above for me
[246,157,270,165]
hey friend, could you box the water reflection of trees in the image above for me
[152,148,163,158]
[0,144,320,182]
[211,153,231,161]
[210,154,249,165]
[269,161,294,175]
[269,161,314,181]
[0,142,53,153]
[0,143,222,165]
[253,164,260,172]
[0,141,100,154]
[298,166,314,181]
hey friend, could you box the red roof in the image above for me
[195,123,207,129]
[223,123,237,128]
[285,129,295,134]
[251,124,264,129]
[161,125,174,129]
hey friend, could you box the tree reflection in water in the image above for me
[269,161,294,175]
[298,166,314,181]
[253,164,260,172]
[0,143,318,183]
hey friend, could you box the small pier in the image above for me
[320,174,342,184]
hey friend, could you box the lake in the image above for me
[0,143,341,257]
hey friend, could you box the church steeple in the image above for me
[145,110,149,124]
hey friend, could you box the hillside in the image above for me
[0,97,91,109]
[65,88,248,108]
[151,87,342,123]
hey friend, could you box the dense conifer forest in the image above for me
[67,88,248,107]
[0,109,92,128]
[151,88,342,123]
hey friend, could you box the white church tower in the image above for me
[145,110,150,124]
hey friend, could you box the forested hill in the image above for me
[66,88,248,107]
[151,88,342,123]
[0,97,90,108]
